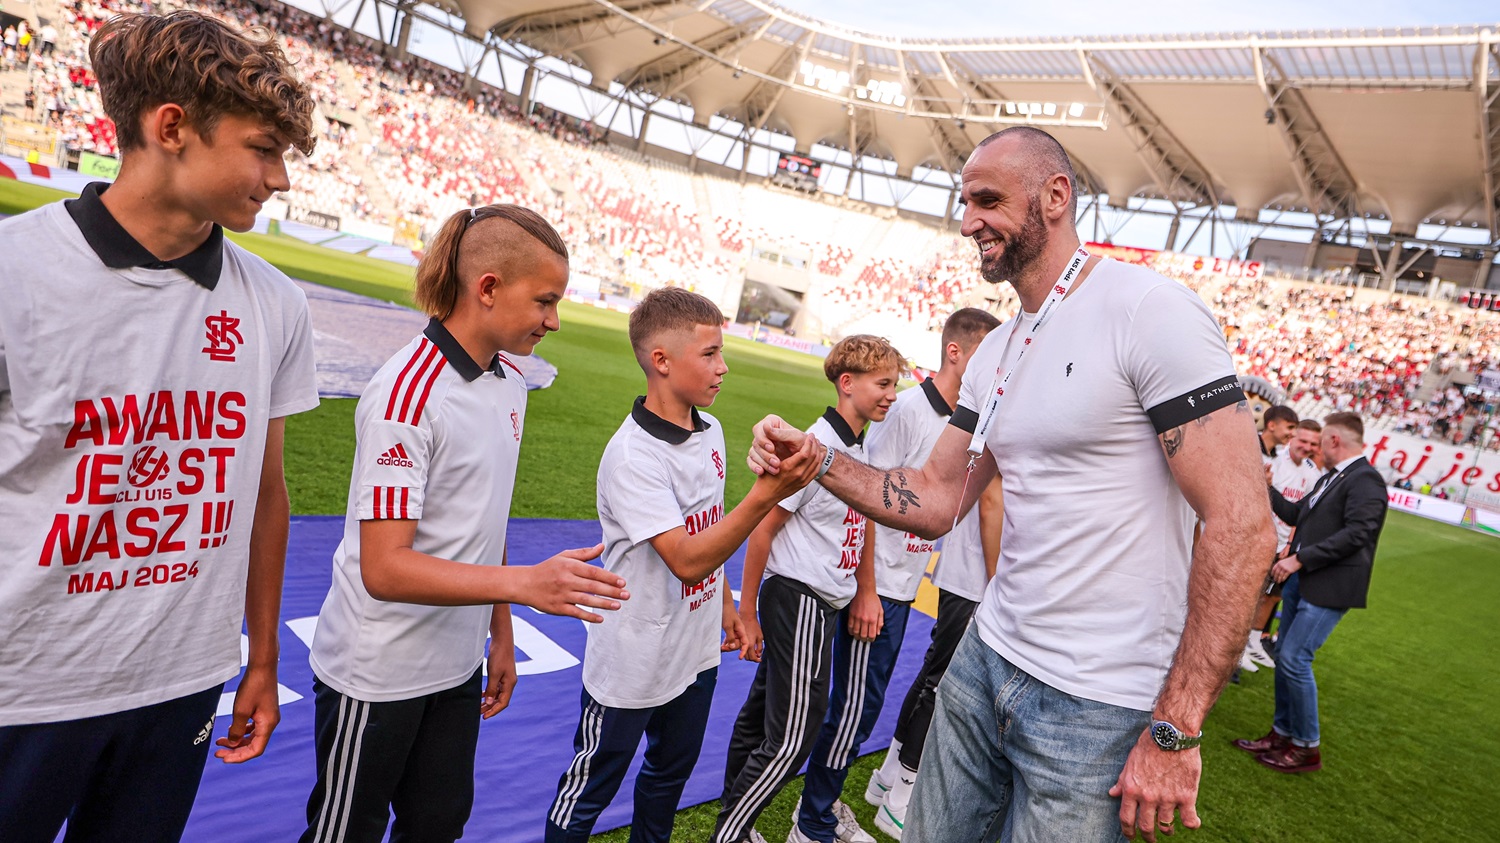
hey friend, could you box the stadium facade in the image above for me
[298,0,1500,289]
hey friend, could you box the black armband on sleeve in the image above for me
[950,405,979,434]
[1146,376,1245,434]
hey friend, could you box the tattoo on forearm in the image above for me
[1163,426,1185,458]
[881,470,921,514]
[1236,398,1249,413]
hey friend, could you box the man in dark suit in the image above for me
[1233,412,1388,773]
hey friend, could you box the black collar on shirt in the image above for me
[821,407,865,447]
[423,318,507,382]
[632,396,711,445]
[64,182,225,290]
[919,377,954,417]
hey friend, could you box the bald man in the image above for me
[747,127,1274,843]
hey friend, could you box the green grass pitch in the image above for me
[4,177,1497,841]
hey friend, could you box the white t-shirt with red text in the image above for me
[0,201,318,725]
[766,410,868,609]
[585,399,727,709]
[863,378,953,602]
[1269,449,1322,548]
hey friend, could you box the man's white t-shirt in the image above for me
[586,399,727,709]
[956,259,1242,711]
[864,378,953,602]
[1269,450,1321,548]
[0,197,318,725]
[766,409,868,609]
[309,320,528,702]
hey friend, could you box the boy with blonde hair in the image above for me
[546,287,819,843]
[714,336,905,843]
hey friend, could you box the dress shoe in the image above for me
[1232,730,1290,755]
[1256,743,1322,773]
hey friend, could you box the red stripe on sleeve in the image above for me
[397,345,440,424]
[400,487,410,519]
[410,359,448,426]
[386,339,430,421]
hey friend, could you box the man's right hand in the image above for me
[747,414,809,476]
[522,544,628,622]
[752,431,821,498]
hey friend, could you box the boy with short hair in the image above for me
[1242,418,1326,672]
[0,11,320,841]
[713,335,905,843]
[791,308,1000,843]
[546,287,819,843]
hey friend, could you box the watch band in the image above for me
[1150,720,1203,751]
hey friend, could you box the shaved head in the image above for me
[974,126,1079,219]
[457,215,566,287]
[414,204,569,319]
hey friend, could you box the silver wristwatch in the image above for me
[1150,720,1203,751]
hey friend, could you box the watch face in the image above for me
[1152,722,1177,749]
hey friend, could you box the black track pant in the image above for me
[300,668,482,843]
[713,576,837,843]
[893,589,978,770]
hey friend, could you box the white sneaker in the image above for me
[863,769,892,807]
[831,800,877,843]
[875,801,906,840]
[1238,649,1260,673]
[749,830,769,843]
[1246,636,1276,669]
[790,798,876,843]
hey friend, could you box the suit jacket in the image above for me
[1269,457,1388,610]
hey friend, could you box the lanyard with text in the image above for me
[954,247,1090,528]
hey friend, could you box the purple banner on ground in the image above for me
[183,517,933,842]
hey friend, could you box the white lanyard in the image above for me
[953,247,1089,530]
[965,247,1090,461]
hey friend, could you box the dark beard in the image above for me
[978,196,1049,285]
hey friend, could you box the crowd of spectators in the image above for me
[5,0,1500,431]
[1207,272,1500,439]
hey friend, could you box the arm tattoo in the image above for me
[1162,426,1185,458]
[881,470,921,514]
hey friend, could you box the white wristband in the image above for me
[816,444,836,479]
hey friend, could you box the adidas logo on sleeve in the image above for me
[376,443,415,467]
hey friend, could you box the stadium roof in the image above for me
[434,1,1500,241]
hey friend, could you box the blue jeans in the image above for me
[905,626,1150,843]
[1272,573,1346,748]
[799,598,911,841]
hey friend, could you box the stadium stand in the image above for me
[2,0,1498,444]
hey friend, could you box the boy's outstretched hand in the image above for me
[750,431,823,500]
[522,544,628,622]
[746,414,810,476]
